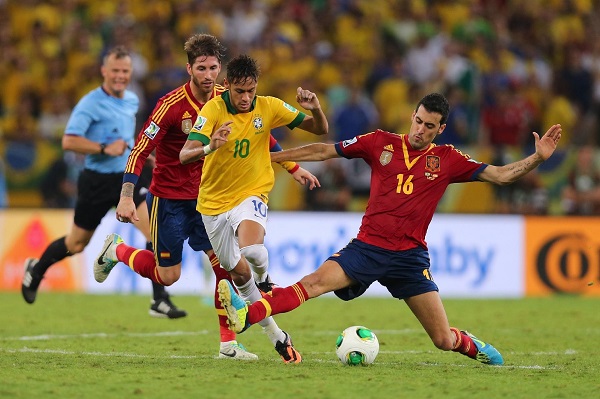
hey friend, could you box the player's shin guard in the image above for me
[240,244,269,283]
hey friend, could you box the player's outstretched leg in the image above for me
[94,233,123,283]
[462,330,503,365]
[217,280,250,333]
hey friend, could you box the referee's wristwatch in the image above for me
[99,143,106,155]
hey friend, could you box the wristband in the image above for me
[100,143,106,155]
[203,144,213,156]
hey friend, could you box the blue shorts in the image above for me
[330,239,438,300]
[146,193,211,267]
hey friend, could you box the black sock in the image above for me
[33,236,70,276]
[152,281,168,300]
[146,241,168,300]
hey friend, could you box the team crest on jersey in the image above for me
[379,150,393,166]
[283,102,297,112]
[425,155,440,180]
[253,116,263,130]
[426,155,440,172]
[144,121,160,139]
[192,115,207,132]
[181,119,192,134]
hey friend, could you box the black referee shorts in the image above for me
[73,166,152,231]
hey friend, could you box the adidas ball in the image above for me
[335,325,379,366]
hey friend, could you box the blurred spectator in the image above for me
[0,158,7,208]
[494,169,549,215]
[1,91,40,142]
[561,145,600,215]
[304,158,352,212]
[435,85,470,145]
[38,92,72,143]
[39,155,79,209]
[331,87,378,142]
[556,45,595,145]
[480,85,529,148]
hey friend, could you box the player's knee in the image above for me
[158,268,181,286]
[240,244,268,267]
[431,333,454,351]
[67,241,87,255]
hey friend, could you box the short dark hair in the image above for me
[415,93,450,125]
[226,54,260,85]
[103,45,130,64]
[184,34,225,65]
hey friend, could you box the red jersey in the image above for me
[335,129,487,251]
[124,82,225,199]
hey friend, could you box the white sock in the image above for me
[234,277,262,303]
[234,278,285,345]
[262,322,286,345]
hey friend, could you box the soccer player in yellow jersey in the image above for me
[180,54,328,362]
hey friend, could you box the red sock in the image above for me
[450,327,478,359]
[116,243,165,285]
[209,253,236,342]
[247,283,309,324]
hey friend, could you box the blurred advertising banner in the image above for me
[525,217,600,296]
[1,210,526,298]
[0,209,83,293]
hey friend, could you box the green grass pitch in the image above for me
[1,293,599,398]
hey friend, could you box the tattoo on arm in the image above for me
[506,157,540,180]
[120,182,135,198]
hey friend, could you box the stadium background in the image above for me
[1,0,599,297]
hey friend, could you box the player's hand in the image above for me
[291,167,321,190]
[104,139,129,156]
[116,196,139,223]
[296,87,321,111]
[210,121,232,151]
[535,124,562,161]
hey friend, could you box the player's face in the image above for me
[408,105,446,150]
[101,54,132,98]
[188,55,221,96]
[225,77,257,113]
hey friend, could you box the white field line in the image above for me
[0,329,575,370]
[0,330,211,341]
[0,347,561,369]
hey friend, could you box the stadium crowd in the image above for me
[1,0,600,214]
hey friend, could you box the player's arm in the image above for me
[270,135,320,190]
[271,142,339,163]
[180,121,232,164]
[117,116,164,223]
[62,134,127,156]
[478,124,562,185]
[270,135,299,174]
[295,87,328,136]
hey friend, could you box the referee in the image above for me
[21,46,185,318]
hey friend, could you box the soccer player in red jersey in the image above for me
[218,93,563,365]
[92,34,317,360]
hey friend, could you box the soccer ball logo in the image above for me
[335,326,379,366]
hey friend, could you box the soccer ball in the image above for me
[335,325,379,366]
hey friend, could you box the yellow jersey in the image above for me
[188,91,305,215]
